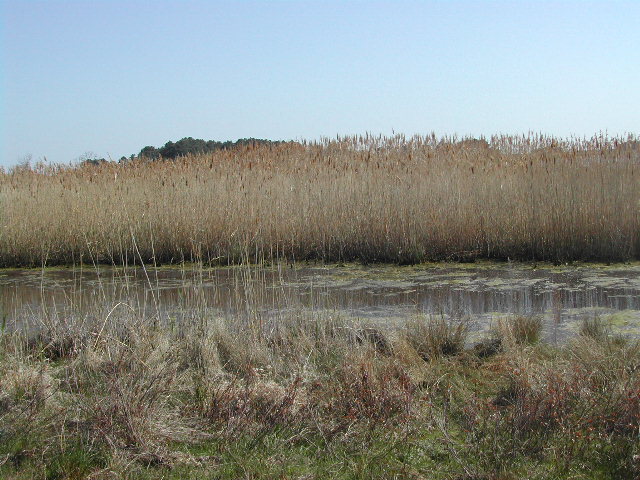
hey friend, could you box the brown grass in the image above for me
[0,134,638,267]
[2,282,640,478]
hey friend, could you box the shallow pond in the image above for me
[1,261,639,341]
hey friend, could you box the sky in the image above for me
[1,0,639,167]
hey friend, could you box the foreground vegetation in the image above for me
[2,305,640,479]
[1,134,638,267]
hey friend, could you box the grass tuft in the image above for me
[404,315,469,361]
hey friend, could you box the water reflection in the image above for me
[1,262,639,339]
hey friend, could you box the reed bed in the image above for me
[1,134,638,267]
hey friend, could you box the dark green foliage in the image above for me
[138,137,282,160]
[79,158,107,167]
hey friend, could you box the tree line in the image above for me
[79,137,283,166]
[137,136,281,160]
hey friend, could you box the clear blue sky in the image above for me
[1,1,639,166]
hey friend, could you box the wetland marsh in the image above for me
[2,135,640,479]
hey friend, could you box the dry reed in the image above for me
[0,134,638,267]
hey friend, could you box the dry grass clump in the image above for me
[319,354,415,425]
[0,354,57,417]
[579,315,609,341]
[497,315,543,348]
[404,314,469,361]
[1,134,638,267]
[196,376,304,434]
[471,315,542,359]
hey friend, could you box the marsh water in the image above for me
[1,262,640,341]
